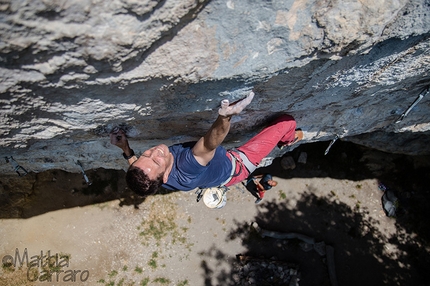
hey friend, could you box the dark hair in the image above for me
[126,165,163,197]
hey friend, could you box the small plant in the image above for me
[140,277,150,286]
[148,252,158,269]
[153,277,171,284]
[278,190,287,200]
[178,280,189,286]
[148,259,157,269]
[108,270,118,278]
[356,184,362,189]
[135,266,143,274]
[355,201,361,210]
[176,236,187,244]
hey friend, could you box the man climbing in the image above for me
[110,91,302,197]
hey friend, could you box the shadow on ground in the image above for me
[198,140,430,286]
[0,168,148,218]
[1,141,429,285]
[199,191,429,286]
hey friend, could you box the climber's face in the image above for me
[133,144,173,183]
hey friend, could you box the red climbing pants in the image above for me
[225,114,297,186]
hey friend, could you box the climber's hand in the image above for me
[218,91,254,117]
[110,129,129,151]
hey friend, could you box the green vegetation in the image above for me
[108,270,118,278]
[278,190,287,200]
[117,278,125,286]
[153,277,171,284]
[178,280,189,286]
[355,201,361,210]
[148,252,158,269]
[97,195,192,286]
[138,195,193,252]
[140,277,150,286]
[138,196,186,246]
[140,219,176,242]
[147,251,168,269]
[134,266,143,274]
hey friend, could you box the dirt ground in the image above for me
[1,140,430,286]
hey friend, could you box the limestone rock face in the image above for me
[1,0,429,174]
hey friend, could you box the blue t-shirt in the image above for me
[162,142,232,191]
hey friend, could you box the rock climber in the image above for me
[110,91,303,198]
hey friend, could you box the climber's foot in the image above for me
[278,129,303,150]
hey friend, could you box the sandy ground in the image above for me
[1,141,429,286]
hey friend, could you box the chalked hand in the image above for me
[110,128,129,150]
[218,91,254,117]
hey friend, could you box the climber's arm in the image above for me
[192,115,232,166]
[192,91,254,166]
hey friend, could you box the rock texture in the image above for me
[1,0,429,174]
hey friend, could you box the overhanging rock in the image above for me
[1,0,429,175]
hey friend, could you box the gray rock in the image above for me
[0,0,429,174]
